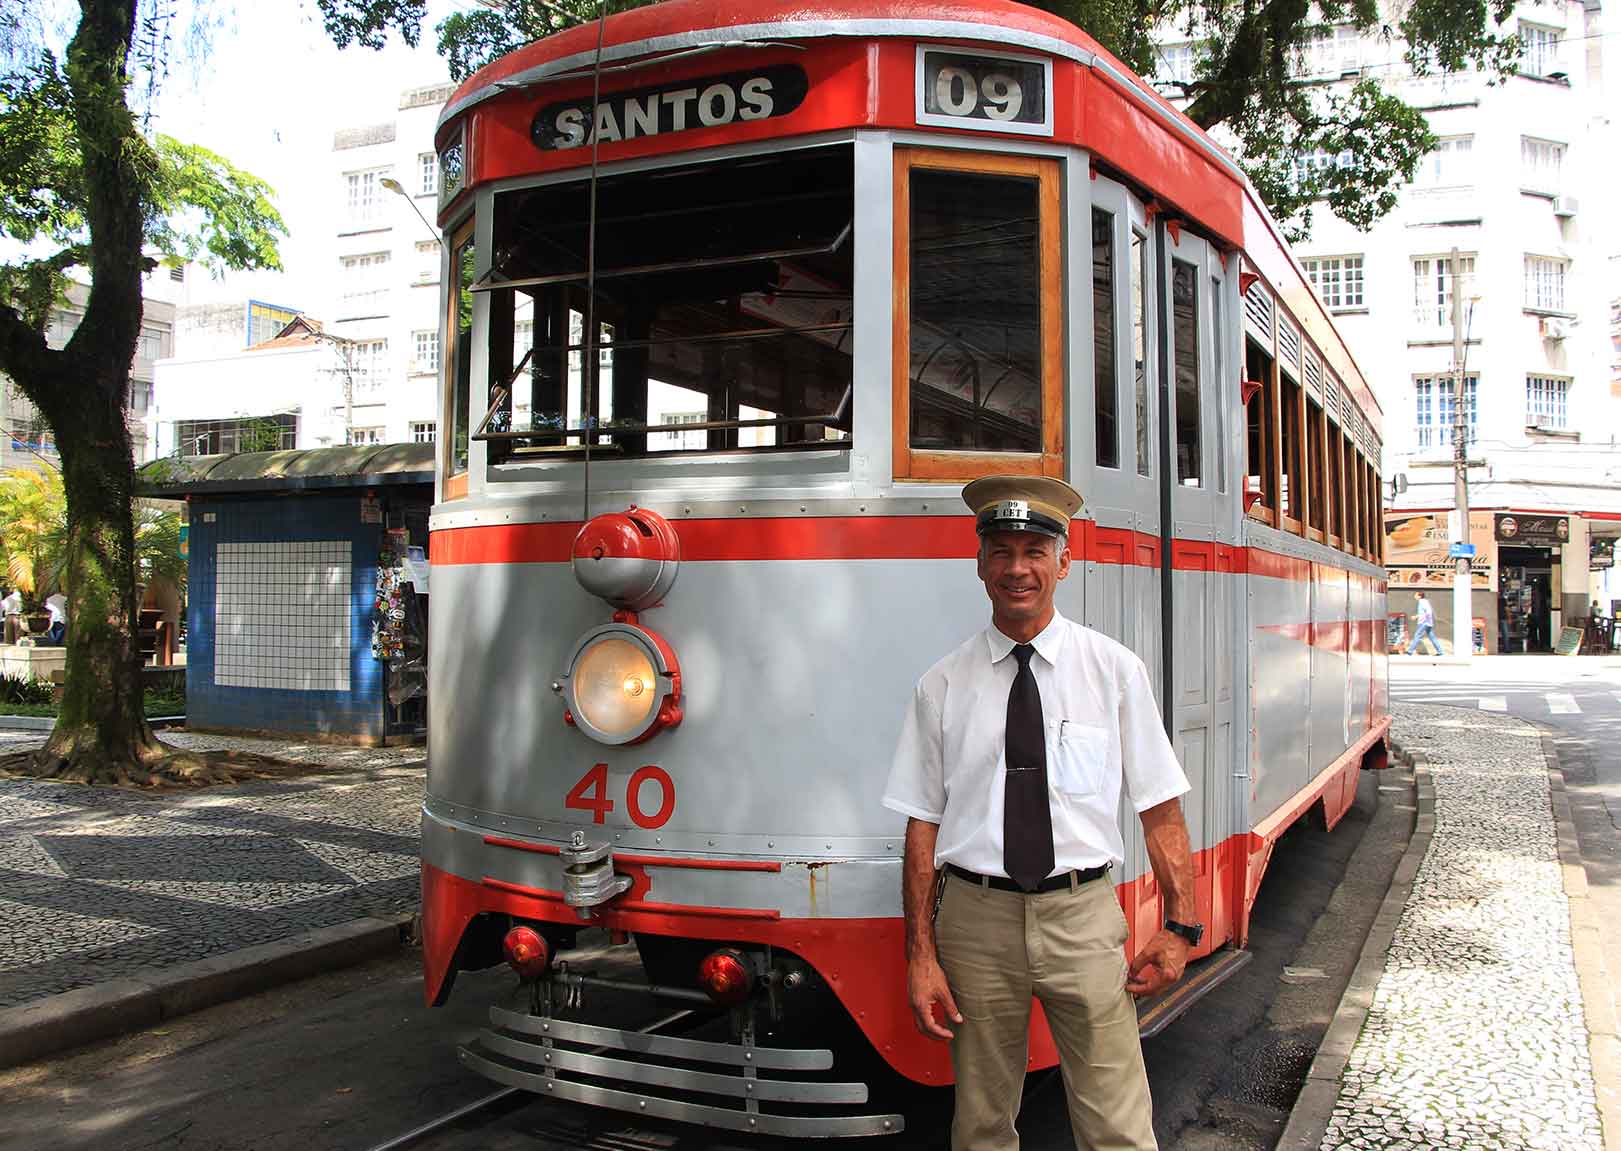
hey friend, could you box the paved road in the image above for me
[0,765,1413,1151]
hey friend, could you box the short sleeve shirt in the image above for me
[881,611,1189,875]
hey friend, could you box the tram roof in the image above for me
[436,0,1384,432]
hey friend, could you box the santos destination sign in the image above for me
[533,65,809,150]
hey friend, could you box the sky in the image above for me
[144,0,474,310]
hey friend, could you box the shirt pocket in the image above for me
[1048,720,1109,798]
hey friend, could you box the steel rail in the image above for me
[359,1008,695,1151]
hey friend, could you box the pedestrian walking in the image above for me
[883,475,1198,1151]
[1407,590,1441,656]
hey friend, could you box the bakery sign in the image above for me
[532,65,809,150]
[1495,513,1568,547]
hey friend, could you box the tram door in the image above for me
[1161,229,1236,944]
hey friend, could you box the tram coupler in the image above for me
[560,830,632,920]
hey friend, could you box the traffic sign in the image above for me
[1448,542,1476,558]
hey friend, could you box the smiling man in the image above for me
[882,475,1199,1151]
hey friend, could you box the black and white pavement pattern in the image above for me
[0,732,424,1008]
[1319,705,1602,1151]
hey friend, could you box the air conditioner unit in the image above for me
[1541,317,1571,340]
[1552,195,1578,218]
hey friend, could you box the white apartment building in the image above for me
[328,82,454,451]
[1158,0,1619,651]
[0,275,175,470]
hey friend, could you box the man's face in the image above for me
[977,530,1070,626]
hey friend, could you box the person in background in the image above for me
[1,586,21,645]
[1407,590,1441,656]
[44,592,67,646]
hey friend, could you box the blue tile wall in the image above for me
[187,495,385,740]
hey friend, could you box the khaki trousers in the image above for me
[935,872,1157,1151]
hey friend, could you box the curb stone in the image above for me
[0,913,413,1070]
[1274,761,1433,1151]
[1542,733,1621,1151]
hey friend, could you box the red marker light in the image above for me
[697,949,754,1006]
[502,925,550,981]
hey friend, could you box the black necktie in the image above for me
[1003,643,1055,892]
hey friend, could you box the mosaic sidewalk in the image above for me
[0,731,424,1008]
[1319,706,1602,1151]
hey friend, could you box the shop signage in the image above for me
[1384,511,1495,590]
[1495,513,1568,547]
[532,65,809,150]
[916,46,1053,136]
[1592,539,1614,569]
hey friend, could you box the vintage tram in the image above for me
[420,0,1391,1136]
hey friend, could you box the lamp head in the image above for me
[379,176,406,196]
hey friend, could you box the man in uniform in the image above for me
[882,475,1200,1151]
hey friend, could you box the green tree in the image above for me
[0,467,68,613]
[0,0,392,784]
[427,0,1517,237]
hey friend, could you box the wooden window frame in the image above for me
[892,148,1064,482]
[443,217,475,502]
[1305,395,1326,544]
[1243,337,1277,526]
[1277,362,1303,535]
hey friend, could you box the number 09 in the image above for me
[934,66,1024,121]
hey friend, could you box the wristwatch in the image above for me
[1164,919,1204,946]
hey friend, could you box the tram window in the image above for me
[446,224,475,487]
[1244,340,1277,516]
[1171,260,1200,486]
[1212,275,1226,494]
[1306,398,1326,535]
[1279,372,1302,526]
[482,145,854,460]
[1092,210,1118,469]
[1132,231,1150,478]
[895,149,1062,480]
[1341,431,1356,551]
[1328,423,1344,544]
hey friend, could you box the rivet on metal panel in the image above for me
[799,505,807,513]
[859,505,866,513]
[768,841,774,848]
[886,843,893,850]
[708,839,715,846]
[739,506,747,514]
[639,1101,647,1110]
[614,833,621,841]
[656,836,662,844]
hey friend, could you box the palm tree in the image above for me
[0,467,68,615]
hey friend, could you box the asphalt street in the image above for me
[0,764,1412,1151]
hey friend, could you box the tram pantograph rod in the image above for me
[361,1008,696,1151]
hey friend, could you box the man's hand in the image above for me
[908,955,963,1040]
[1126,929,1190,998]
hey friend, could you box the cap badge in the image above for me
[995,500,1030,521]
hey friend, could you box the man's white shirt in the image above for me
[882,611,1190,876]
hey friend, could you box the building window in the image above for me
[1526,375,1569,429]
[135,325,166,361]
[419,152,437,197]
[410,421,437,444]
[1521,137,1565,194]
[1301,255,1365,309]
[247,300,300,347]
[1414,136,1473,187]
[348,339,389,391]
[1524,255,1568,312]
[1412,253,1475,328]
[1414,375,1478,451]
[413,330,439,374]
[340,252,391,316]
[1295,25,1362,79]
[348,426,385,445]
[344,168,390,227]
[1519,22,1560,78]
[176,414,298,456]
[415,240,439,285]
[1289,148,1356,194]
[1156,42,1198,86]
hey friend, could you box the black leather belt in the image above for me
[946,862,1109,893]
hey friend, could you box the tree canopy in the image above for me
[422,0,1520,238]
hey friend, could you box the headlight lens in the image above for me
[561,623,682,746]
[573,636,658,738]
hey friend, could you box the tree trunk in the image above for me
[24,371,169,784]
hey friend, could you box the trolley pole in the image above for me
[1450,246,1473,659]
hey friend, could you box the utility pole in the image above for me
[1450,246,1473,659]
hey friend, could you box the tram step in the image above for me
[1135,948,1253,1039]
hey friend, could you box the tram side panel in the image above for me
[1244,532,1313,827]
[1310,562,1352,777]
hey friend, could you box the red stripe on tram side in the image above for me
[431,519,1376,583]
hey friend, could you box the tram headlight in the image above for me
[559,622,683,745]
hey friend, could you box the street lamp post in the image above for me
[379,177,441,246]
[1450,247,1474,659]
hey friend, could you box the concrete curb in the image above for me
[0,715,54,732]
[1541,734,1621,1151]
[1274,752,1434,1151]
[0,913,413,1070]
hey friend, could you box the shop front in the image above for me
[1494,513,1566,653]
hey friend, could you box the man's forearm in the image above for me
[902,818,941,962]
[1140,798,1195,924]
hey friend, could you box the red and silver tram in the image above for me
[420,0,1391,1136]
